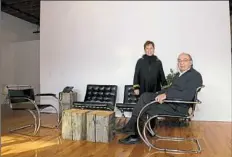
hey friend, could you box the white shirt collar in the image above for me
[179,68,190,77]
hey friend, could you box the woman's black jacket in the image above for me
[133,54,167,95]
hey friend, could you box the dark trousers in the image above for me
[125,92,189,135]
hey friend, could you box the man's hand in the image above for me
[134,89,139,96]
[155,93,167,104]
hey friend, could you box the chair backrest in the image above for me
[123,85,139,104]
[84,84,117,106]
[191,85,205,112]
[7,86,35,104]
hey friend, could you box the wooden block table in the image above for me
[86,110,115,143]
[62,109,90,140]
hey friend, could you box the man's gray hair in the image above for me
[179,52,192,60]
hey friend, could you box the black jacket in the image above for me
[133,54,167,95]
[165,68,203,102]
[157,67,203,109]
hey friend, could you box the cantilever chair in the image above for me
[137,85,205,154]
[4,85,62,136]
[73,84,117,111]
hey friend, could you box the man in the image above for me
[118,52,203,145]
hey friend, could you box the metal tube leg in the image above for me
[56,100,63,128]
[5,96,40,136]
[136,101,158,148]
[41,106,59,129]
[34,106,41,135]
[146,115,155,136]
[143,116,202,154]
[27,109,38,135]
[9,109,38,136]
[9,125,33,133]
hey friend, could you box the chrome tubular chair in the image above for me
[4,85,62,136]
[137,85,205,154]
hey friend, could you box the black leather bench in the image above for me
[73,84,117,111]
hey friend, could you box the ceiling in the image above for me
[1,0,40,25]
[1,0,232,26]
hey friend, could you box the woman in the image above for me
[133,41,167,96]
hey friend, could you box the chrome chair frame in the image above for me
[4,85,63,136]
[137,85,204,154]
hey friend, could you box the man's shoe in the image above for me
[118,135,141,144]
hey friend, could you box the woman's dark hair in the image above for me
[144,40,155,50]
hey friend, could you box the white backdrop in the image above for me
[40,1,231,121]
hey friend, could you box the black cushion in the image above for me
[8,88,35,103]
[116,103,134,111]
[123,85,139,104]
[116,85,139,110]
[84,85,117,103]
[73,84,117,110]
[11,103,53,110]
[116,103,135,108]
[73,102,110,110]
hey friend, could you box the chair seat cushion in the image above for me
[116,103,135,108]
[73,101,113,110]
[11,103,53,110]
[11,102,36,110]
[37,104,54,109]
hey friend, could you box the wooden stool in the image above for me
[62,109,90,140]
[86,110,115,143]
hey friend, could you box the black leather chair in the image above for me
[73,84,117,111]
[4,85,61,136]
[116,85,139,117]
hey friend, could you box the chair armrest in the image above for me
[10,96,31,100]
[9,97,39,110]
[35,93,56,97]
[9,96,33,102]
[164,99,201,104]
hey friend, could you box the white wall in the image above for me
[0,12,40,104]
[12,40,40,92]
[40,1,231,121]
[0,12,39,42]
[0,40,40,98]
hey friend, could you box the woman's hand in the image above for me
[134,89,140,95]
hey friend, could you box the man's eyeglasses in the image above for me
[177,59,190,63]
